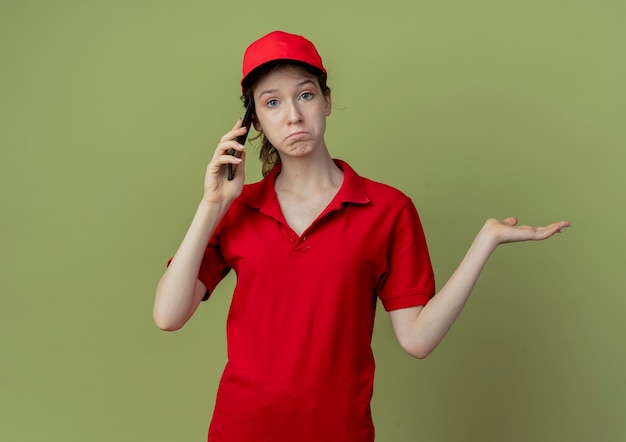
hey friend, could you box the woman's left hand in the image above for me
[483,217,571,245]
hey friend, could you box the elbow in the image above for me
[154,319,184,332]
[405,346,433,360]
[398,339,435,360]
[155,322,183,332]
[153,311,185,332]
[408,347,433,360]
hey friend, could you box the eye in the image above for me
[266,99,279,107]
[300,92,314,100]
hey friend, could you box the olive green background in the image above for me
[1,0,624,441]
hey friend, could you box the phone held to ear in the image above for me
[228,102,254,180]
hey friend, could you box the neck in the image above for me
[275,149,343,194]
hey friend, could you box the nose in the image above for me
[286,100,303,124]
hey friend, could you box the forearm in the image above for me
[422,228,496,340]
[153,200,230,330]
[392,216,569,358]
[393,226,498,358]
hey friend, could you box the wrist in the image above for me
[475,220,501,251]
[197,199,231,221]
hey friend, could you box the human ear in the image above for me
[324,93,332,116]
[252,114,262,132]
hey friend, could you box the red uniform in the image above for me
[198,160,435,441]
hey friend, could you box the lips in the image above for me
[286,131,307,141]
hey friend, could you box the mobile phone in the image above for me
[228,101,254,180]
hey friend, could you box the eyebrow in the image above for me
[257,79,317,99]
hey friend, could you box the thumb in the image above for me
[503,216,518,226]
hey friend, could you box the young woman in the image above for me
[154,30,570,442]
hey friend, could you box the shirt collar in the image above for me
[244,159,370,213]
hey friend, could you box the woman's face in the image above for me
[252,65,331,160]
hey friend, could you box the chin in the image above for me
[281,143,316,157]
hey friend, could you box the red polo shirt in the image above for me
[198,160,435,442]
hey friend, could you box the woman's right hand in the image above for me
[203,119,248,204]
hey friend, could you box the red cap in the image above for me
[241,31,326,89]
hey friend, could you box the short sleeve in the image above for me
[376,201,435,311]
[197,233,231,299]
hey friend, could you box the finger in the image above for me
[220,121,248,143]
[209,152,244,174]
[206,144,244,176]
[212,140,246,162]
[223,151,246,181]
[231,151,246,177]
[534,220,571,240]
[547,220,571,235]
